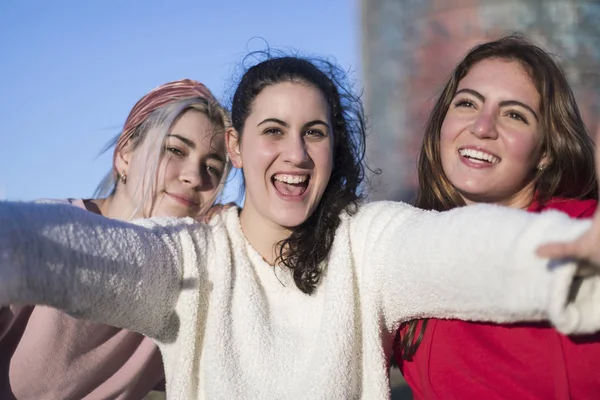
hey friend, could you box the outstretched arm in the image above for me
[350,202,599,334]
[538,125,600,267]
[0,201,202,341]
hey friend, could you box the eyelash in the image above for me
[263,127,326,137]
[164,146,223,180]
[206,164,224,177]
[506,111,528,124]
[166,146,184,156]
[453,99,530,124]
[305,129,325,137]
[454,99,476,108]
[264,128,283,136]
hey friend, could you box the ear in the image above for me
[226,127,242,168]
[114,145,133,178]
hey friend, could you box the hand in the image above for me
[537,212,600,274]
[537,130,600,270]
[196,202,237,223]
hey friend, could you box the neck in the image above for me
[90,191,137,220]
[239,208,292,266]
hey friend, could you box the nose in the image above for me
[470,111,498,140]
[179,163,203,189]
[282,133,309,165]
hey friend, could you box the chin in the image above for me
[155,208,193,219]
[273,212,311,230]
[278,218,307,230]
[451,177,486,193]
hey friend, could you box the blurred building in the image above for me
[362,0,600,202]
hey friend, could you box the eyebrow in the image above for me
[257,118,330,130]
[167,134,226,163]
[455,88,539,121]
[304,120,330,129]
[207,153,227,164]
[167,134,195,149]
[257,118,288,127]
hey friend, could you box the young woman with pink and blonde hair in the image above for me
[0,79,230,399]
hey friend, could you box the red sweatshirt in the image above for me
[397,198,600,400]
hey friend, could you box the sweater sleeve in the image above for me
[0,200,205,341]
[349,201,600,335]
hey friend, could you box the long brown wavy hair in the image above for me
[398,34,597,361]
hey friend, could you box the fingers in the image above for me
[537,233,600,274]
[536,240,580,260]
[202,205,223,223]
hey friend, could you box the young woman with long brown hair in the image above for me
[396,35,600,400]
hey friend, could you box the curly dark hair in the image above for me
[231,55,367,294]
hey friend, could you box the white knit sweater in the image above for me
[1,200,599,399]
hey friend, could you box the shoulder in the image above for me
[133,216,198,229]
[210,204,241,227]
[34,198,88,210]
[134,206,239,234]
[342,201,438,238]
[542,197,598,219]
[34,198,76,205]
[344,201,511,224]
[344,201,423,221]
[218,205,244,242]
[126,207,240,248]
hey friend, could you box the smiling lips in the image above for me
[458,147,500,166]
[167,192,199,207]
[272,173,310,198]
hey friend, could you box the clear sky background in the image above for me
[0,0,359,203]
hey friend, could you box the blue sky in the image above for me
[0,0,359,202]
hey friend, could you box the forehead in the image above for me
[249,82,330,121]
[171,109,225,153]
[458,58,540,107]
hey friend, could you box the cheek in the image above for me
[127,153,145,175]
[439,121,457,167]
[503,133,541,165]
[313,142,334,168]
[439,114,462,146]
[240,139,277,175]
[156,157,175,181]
[125,158,151,191]
[198,188,219,205]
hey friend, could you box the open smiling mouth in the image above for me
[458,148,500,164]
[272,173,310,197]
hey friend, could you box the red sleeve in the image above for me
[542,198,597,219]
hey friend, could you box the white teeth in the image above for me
[459,148,500,164]
[273,174,309,184]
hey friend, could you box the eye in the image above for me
[166,146,184,156]
[305,129,325,137]
[454,98,476,108]
[506,111,528,124]
[264,127,283,136]
[205,164,224,179]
